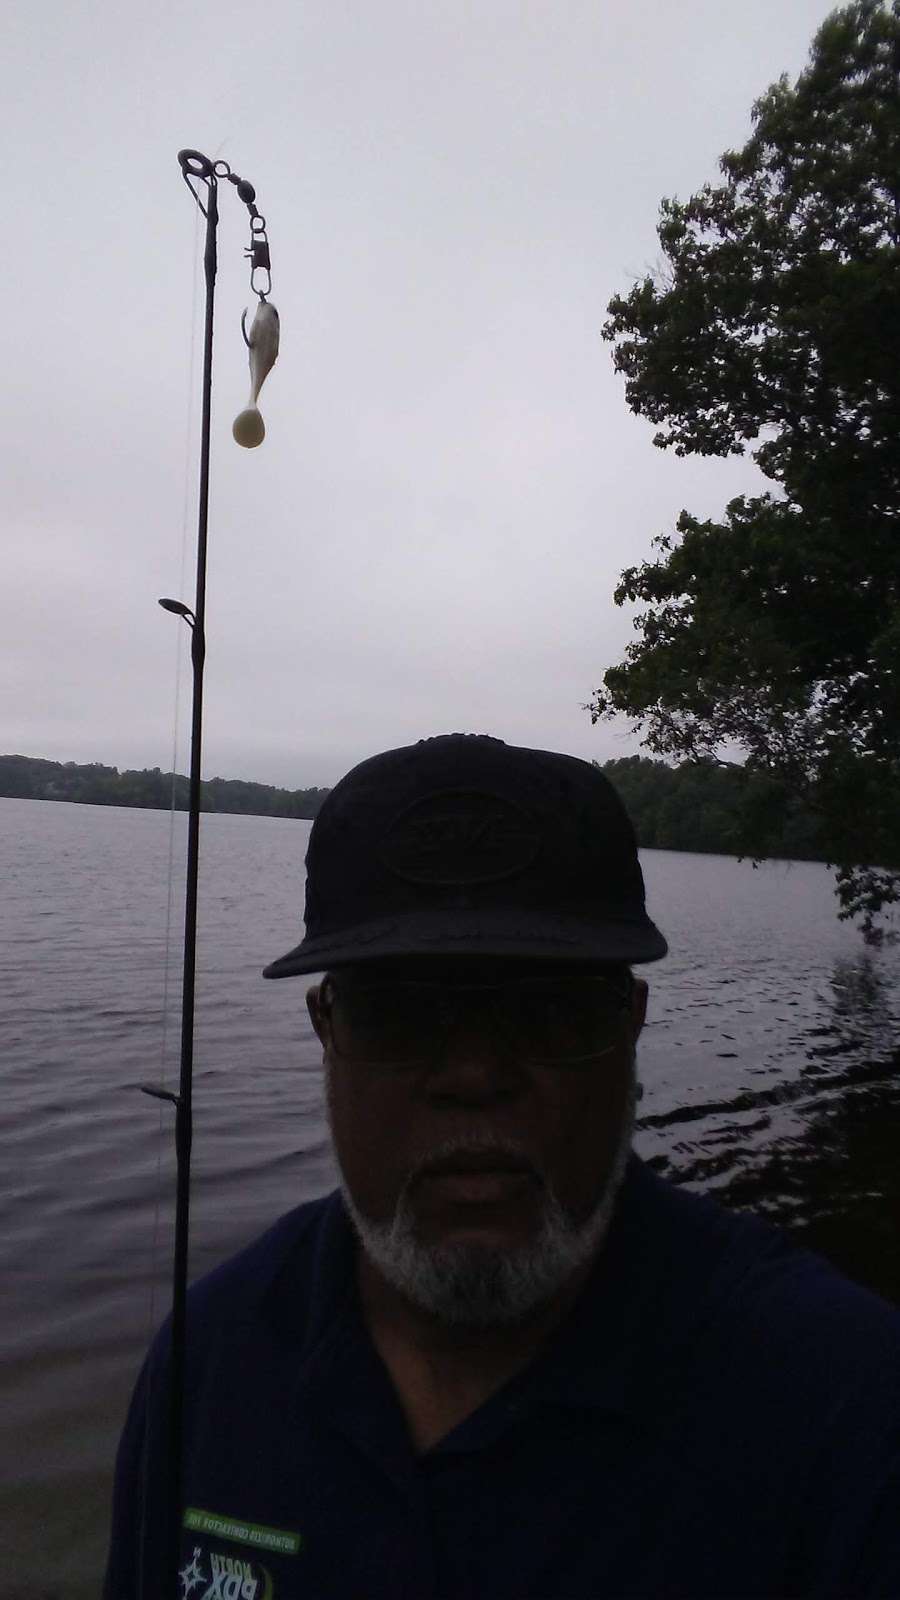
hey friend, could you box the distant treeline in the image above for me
[0,756,329,820]
[598,756,826,863]
[1,752,827,861]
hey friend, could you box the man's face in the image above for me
[307,957,647,1321]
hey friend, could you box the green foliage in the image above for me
[0,755,328,820]
[599,756,826,862]
[593,0,900,939]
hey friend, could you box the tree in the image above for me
[0,756,330,817]
[591,0,900,939]
[598,756,826,861]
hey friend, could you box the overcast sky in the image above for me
[4,0,836,789]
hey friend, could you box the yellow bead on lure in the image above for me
[233,300,280,448]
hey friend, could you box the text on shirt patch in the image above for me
[180,1506,302,1598]
[183,1506,301,1555]
[179,1545,273,1599]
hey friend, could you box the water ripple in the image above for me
[1,804,898,1593]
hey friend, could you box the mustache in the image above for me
[403,1133,545,1191]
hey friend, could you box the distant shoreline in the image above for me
[0,755,329,821]
[2,751,831,864]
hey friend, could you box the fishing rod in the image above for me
[142,147,279,1596]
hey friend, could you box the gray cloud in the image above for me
[3,0,835,788]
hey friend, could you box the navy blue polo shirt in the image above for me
[104,1153,900,1598]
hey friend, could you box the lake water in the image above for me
[2,797,899,1598]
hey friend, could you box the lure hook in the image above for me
[233,300,280,448]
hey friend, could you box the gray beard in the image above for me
[329,1065,639,1329]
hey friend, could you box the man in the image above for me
[105,733,900,1598]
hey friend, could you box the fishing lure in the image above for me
[233,300,280,448]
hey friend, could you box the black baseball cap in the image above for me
[263,733,667,978]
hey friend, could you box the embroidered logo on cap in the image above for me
[381,790,541,886]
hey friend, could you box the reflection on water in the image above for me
[633,849,900,1307]
[638,951,900,1298]
[698,955,900,1302]
[1,803,898,1597]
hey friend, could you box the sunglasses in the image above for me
[319,973,632,1068]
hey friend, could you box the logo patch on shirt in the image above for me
[180,1507,302,1598]
[179,1544,271,1598]
[184,1508,302,1557]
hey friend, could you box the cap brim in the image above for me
[262,908,668,978]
